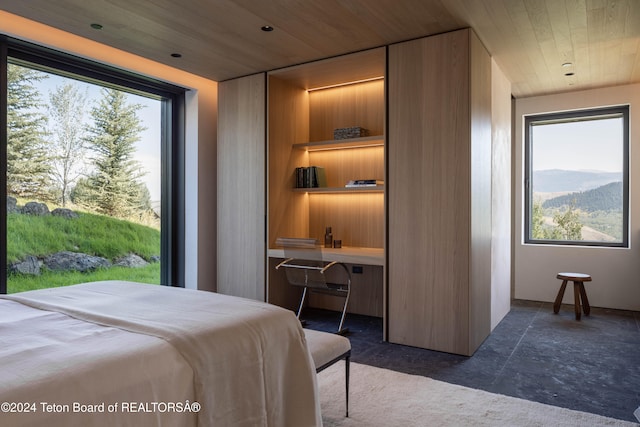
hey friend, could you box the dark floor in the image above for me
[301,300,640,423]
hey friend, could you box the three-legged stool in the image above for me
[553,272,592,320]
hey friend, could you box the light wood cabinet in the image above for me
[216,29,505,353]
[387,29,492,356]
[217,73,266,300]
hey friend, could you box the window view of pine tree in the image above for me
[529,113,625,244]
[6,64,50,199]
[72,89,152,219]
[6,62,162,292]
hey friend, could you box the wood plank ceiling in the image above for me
[1,0,638,98]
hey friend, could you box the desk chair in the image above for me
[276,258,352,334]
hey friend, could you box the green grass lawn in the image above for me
[6,210,161,293]
[7,211,160,262]
[8,264,161,293]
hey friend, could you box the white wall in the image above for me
[491,59,512,329]
[0,11,218,291]
[514,83,640,311]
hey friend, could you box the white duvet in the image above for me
[0,281,321,426]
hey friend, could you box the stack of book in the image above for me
[345,179,384,188]
[295,166,327,188]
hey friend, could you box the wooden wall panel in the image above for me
[469,30,493,352]
[217,73,266,300]
[308,193,384,248]
[268,47,386,91]
[308,79,385,141]
[309,145,384,188]
[388,29,475,355]
[267,76,309,248]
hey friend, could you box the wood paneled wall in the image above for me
[308,193,384,248]
[387,28,492,356]
[468,30,493,353]
[267,76,309,248]
[309,145,384,188]
[308,79,385,141]
[217,73,266,300]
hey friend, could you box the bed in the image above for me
[0,280,321,426]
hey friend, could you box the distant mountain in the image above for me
[533,169,622,193]
[542,181,622,212]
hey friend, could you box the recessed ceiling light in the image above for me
[171,53,182,58]
[90,23,103,30]
[261,25,274,32]
[562,62,572,68]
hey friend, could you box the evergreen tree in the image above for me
[47,82,89,206]
[77,88,150,218]
[6,64,51,199]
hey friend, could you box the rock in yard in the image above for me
[44,251,111,272]
[22,201,50,216]
[114,253,149,268]
[51,208,79,219]
[10,255,41,275]
[7,196,18,214]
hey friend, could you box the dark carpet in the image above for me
[301,300,640,423]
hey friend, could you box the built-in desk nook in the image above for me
[267,246,385,331]
[265,47,387,333]
[268,246,384,266]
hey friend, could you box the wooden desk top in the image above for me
[268,246,384,266]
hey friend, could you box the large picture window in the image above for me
[524,105,629,247]
[1,36,185,293]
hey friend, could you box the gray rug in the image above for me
[318,362,639,426]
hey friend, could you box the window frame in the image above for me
[524,105,630,248]
[0,35,186,293]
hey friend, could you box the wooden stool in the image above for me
[553,272,592,320]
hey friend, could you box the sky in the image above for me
[30,68,162,204]
[531,116,624,173]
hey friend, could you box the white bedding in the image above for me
[0,281,321,426]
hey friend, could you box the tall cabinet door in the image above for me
[217,73,266,300]
[387,29,492,356]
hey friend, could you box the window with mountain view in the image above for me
[524,106,629,247]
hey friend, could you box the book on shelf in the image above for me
[345,179,384,188]
[295,166,327,188]
[275,237,319,248]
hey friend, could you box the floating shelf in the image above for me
[293,135,384,151]
[293,185,384,193]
